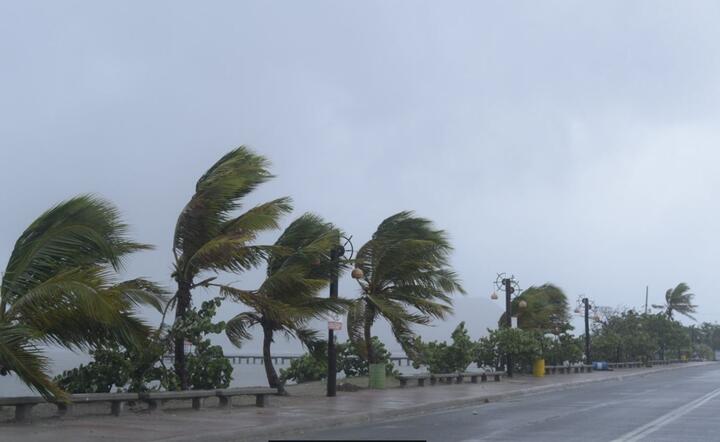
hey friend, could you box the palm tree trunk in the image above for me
[262,323,285,394]
[364,316,375,364]
[174,281,191,390]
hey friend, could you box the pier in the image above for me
[163,354,414,366]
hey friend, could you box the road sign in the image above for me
[328,321,342,331]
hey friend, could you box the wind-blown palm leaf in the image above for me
[1,196,149,310]
[0,196,163,399]
[108,278,167,312]
[655,283,697,320]
[226,312,260,347]
[0,324,66,400]
[501,284,570,332]
[282,326,320,349]
[346,299,369,358]
[173,148,290,263]
[350,211,464,363]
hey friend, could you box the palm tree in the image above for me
[347,212,465,364]
[0,196,165,399]
[653,283,697,320]
[500,284,570,333]
[171,147,291,388]
[224,213,347,393]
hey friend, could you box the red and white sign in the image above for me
[328,321,343,331]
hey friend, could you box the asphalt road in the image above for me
[285,363,720,442]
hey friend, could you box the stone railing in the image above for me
[0,386,277,423]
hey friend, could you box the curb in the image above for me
[174,362,715,442]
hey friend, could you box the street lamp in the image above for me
[491,273,524,377]
[574,296,597,365]
[327,235,357,398]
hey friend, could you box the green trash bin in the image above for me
[369,363,386,389]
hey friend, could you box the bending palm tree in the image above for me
[172,147,291,388]
[348,212,465,366]
[224,213,346,393]
[0,196,165,399]
[653,282,697,320]
[499,284,570,333]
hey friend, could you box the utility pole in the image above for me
[583,298,591,364]
[326,245,340,397]
[644,286,649,315]
[503,278,514,377]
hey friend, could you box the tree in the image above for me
[476,328,541,372]
[0,196,164,399]
[171,147,292,389]
[224,213,347,393]
[642,313,690,360]
[591,310,655,362]
[652,282,697,320]
[696,322,720,352]
[499,284,570,334]
[348,212,465,364]
[540,331,583,365]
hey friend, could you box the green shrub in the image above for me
[339,337,395,376]
[280,341,328,383]
[187,340,232,389]
[413,322,478,373]
[693,343,714,360]
[280,337,396,384]
[54,341,177,393]
[476,328,541,373]
[541,332,583,365]
[55,297,232,392]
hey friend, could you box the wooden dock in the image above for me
[163,354,414,366]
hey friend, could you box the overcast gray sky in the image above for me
[2,1,720,355]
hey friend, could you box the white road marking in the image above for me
[611,386,720,442]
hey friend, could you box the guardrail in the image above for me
[0,387,278,423]
[545,364,593,375]
[397,370,505,387]
[544,358,703,375]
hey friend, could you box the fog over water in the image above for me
[3,2,720,396]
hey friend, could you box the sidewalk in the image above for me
[1,362,712,442]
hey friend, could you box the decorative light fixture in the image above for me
[518,300,528,309]
[351,268,364,279]
[490,291,499,300]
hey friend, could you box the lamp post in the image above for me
[491,274,522,377]
[574,296,596,365]
[582,298,590,364]
[327,235,357,397]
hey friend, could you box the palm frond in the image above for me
[346,299,368,358]
[107,278,168,313]
[0,324,67,400]
[352,212,464,361]
[173,146,288,262]
[2,195,151,306]
[282,326,321,350]
[226,312,260,347]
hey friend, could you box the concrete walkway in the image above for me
[0,362,711,442]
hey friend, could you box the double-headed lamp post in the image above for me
[491,274,524,377]
[327,236,361,398]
